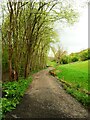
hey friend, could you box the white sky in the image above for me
[59,8,88,54]
[49,0,88,56]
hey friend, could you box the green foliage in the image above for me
[60,55,69,64]
[69,54,79,62]
[80,50,88,61]
[68,49,90,63]
[2,1,79,80]
[66,87,89,106]
[1,77,32,117]
[0,98,2,119]
[51,45,67,64]
[2,47,8,73]
[52,48,90,65]
[47,60,57,67]
[51,47,89,65]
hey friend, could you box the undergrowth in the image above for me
[62,84,90,107]
[0,77,32,119]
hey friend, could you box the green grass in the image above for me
[52,60,89,106]
[56,61,88,91]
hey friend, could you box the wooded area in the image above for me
[50,46,90,64]
[1,0,78,81]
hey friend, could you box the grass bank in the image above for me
[49,60,89,107]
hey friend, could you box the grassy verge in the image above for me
[1,76,32,119]
[56,61,88,91]
[49,60,89,107]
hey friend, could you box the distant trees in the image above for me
[1,0,78,81]
[79,49,89,61]
[60,55,69,64]
[69,49,90,62]
[69,53,79,62]
[51,45,67,64]
[51,48,90,65]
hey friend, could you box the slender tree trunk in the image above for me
[8,31,12,81]
[8,1,13,81]
[24,53,29,78]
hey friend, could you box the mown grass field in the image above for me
[49,60,89,107]
[56,61,88,91]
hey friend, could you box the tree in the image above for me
[51,45,67,64]
[80,49,88,61]
[1,0,79,81]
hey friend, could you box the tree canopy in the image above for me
[1,0,79,81]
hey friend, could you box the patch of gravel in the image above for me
[5,67,89,119]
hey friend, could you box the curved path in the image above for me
[6,67,88,119]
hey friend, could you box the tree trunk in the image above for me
[8,31,13,81]
[24,54,29,78]
[8,1,13,81]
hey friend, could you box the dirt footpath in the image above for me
[6,67,88,119]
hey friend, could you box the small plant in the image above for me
[76,84,81,89]
[66,87,74,95]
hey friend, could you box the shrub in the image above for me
[60,55,69,64]
[69,55,79,62]
[80,51,88,61]
[71,56,79,62]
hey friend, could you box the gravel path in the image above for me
[6,67,88,119]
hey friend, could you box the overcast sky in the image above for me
[59,7,88,54]
[49,0,88,56]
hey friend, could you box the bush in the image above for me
[60,55,69,64]
[69,55,79,63]
[71,56,79,62]
[80,51,88,61]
